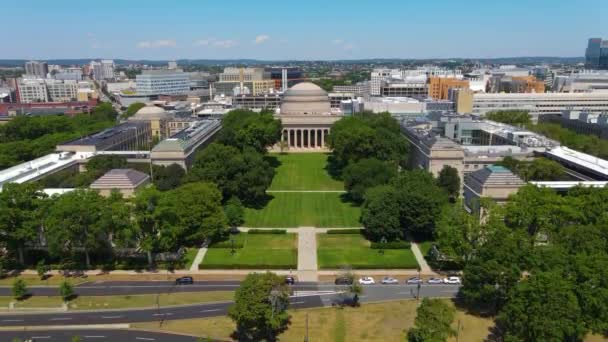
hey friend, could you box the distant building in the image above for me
[56,121,152,153]
[428,77,470,100]
[54,67,83,81]
[24,61,49,78]
[463,165,525,213]
[449,88,474,114]
[17,79,84,103]
[333,82,370,97]
[381,82,427,99]
[539,111,608,140]
[487,75,545,93]
[90,169,150,198]
[168,61,178,70]
[232,93,282,110]
[586,38,608,70]
[90,60,115,80]
[265,67,305,90]
[136,70,190,96]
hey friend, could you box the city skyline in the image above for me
[3,0,607,60]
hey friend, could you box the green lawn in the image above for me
[418,241,434,259]
[317,234,419,269]
[244,192,361,227]
[268,153,343,191]
[200,233,297,269]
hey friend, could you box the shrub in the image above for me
[370,241,411,249]
[59,280,74,301]
[247,229,287,234]
[209,241,245,249]
[12,279,27,300]
[326,229,364,234]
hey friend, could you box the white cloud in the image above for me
[254,35,270,45]
[332,39,355,51]
[332,39,344,45]
[136,40,177,48]
[194,38,238,48]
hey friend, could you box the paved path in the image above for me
[238,227,361,233]
[297,227,319,282]
[188,247,207,272]
[411,243,432,273]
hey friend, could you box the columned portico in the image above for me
[281,127,331,149]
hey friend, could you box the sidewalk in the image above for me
[297,227,318,282]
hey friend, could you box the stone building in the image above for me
[463,165,525,213]
[276,82,342,151]
[90,168,150,198]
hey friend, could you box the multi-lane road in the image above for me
[0,280,460,341]
[0,329,200,342]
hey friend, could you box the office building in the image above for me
[90,60,115,80]
[539,111,608,140]
[232,93,282,110]
[17,79,83,103]
[472,92,608,122]
[449,88,474,114]
[57,121,152,153]
[17,79,49,103]
[54,67,83,81]
[586,38,608,70]
[266,67,305,90]
[487,75,545,93]
[168,61,178,70]
[381,82,428,99]
[552,70,608,93]
[333,82,370,97]
[24,61,49,78]
[371,67,462,96]
[136,70,190,96]
[428,77,470,100]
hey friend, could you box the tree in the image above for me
[407,298,455,342]
[361,185,402,241]
[229,272,290,341]
[498,272,585,342]
[122,102,146,118]
[12,279,27,300]
[224,197,244,231]
[218,109,282,153]
[188,143,275,206]
[436,165,460,200]
[45,189,112,268]
[59,280,74,302]
[156,182,227,248]
[342,158,397,203]
[130,186,163,266]
[36,259,50,280]
[0,182,46,264]
[485,110,531,127]
[153,163,185,191]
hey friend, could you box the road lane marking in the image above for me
[2,319,24,322]
[291,301,305,304]
[31,337,51,339]
[101,315,124,319]
[49,317,72,321]
[200,309,221,312]
[84,336,106,338]
[136,338,155,341]
[152,313,173,316]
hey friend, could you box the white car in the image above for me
[381,277,399,285]
[427,277,443,284]
[443,276,461,285]
[358,277,375,285]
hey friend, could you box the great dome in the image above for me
[130,103,170,120]
[280,82,331,116]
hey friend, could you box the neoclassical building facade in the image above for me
[276,82,343,151]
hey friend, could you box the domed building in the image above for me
[277,82,342,150]
[129,103,171,138]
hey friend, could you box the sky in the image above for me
[2,0,607,60]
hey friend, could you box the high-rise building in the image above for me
[90,60,115,80]
[586,38,608,70]
[24,61,49,78]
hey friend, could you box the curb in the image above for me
[0,323,130,331]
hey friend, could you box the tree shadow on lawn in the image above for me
[325,154,344,181]
[263,155,282,169]
[246,193,275,210]
[339,193,362,208]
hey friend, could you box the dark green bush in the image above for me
[209,241,245,249]
[247,229,287,234]
[370,241,411,249]
[326,229,364,234]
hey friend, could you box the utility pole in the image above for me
[456,319,461,342]
[304,313,309,342]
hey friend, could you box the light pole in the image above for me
[230,237,236,255]
[416,266,421,300]
[380,236,387,255]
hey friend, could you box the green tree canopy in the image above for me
[407,298,455,342]
[122,102,146,118]
[218,109,282,153]
[361,185,402,241]
[229,272,290,341]
[485,110,531,126]
[342,158,397,203]
[436,165,460,200]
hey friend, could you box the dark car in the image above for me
[285,276,295,285]
[334,277,353,285]
[175,276,194,285]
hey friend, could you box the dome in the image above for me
[280,82,331,116]
[130,103,170,120]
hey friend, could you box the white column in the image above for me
[321,129,325,148]
[308,129,312,149]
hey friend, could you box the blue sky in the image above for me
[3,0,607,60]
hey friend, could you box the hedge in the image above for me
[247,229,287,234]
[321,263,419,270]
[370,241,411,249]
[326,229,364,234]
[199,264,296,270]
[208,241,245,249]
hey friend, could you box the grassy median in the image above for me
[267,153,343,191]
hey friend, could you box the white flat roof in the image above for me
[546,146,608,176]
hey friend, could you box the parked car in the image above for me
[358,277,375,285]
[175,276,194,285]
[406,277,423,284]
[427,277,443,284]
[334,277,353,285]
[443,276,461,285]
[285,276,295,285]
[381,277,399,285]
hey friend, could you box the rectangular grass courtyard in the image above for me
[200,233,297,269]
[317,234,419,269]
[244,192,361,227]
[267,153,343,191]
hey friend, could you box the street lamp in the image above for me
[230,237,236,255]
[416,266,421,300]
[380,236,387,255]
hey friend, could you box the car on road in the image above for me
[334,277,353,285]
[285,276,295,285]
[381,277,399,284]
[175,276,194,285]
[358,276,375,285]
[443,276,461,285]
[406,277,423,284]
[427,277,443,284]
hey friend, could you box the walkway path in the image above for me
[411,243,432,274]
[266,190,346,193]
[238,227,361,233]
[296,227,319,282]
[189,246,208,272]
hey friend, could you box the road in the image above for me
[0,329,199,342]
[0,284,459,327]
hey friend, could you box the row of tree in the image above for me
[434,185,608,340]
